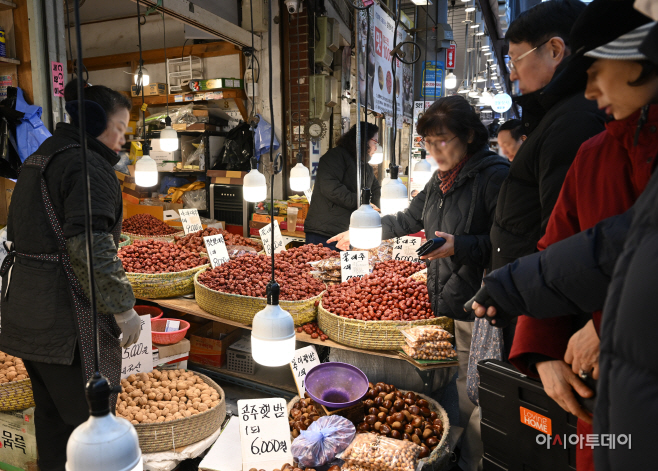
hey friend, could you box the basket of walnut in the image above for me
[0,352,34,411]
[116,369,226,453]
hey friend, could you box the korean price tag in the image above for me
[341,250,369,282]
[259,220,286,256]
[203,233,230,268]
[290,345,321,397]
[238,398,293,471]
[179,208,203,235]
[120,315,153,379]
[393,236,421,263]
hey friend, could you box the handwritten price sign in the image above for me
[120,315,153,379]
[393,236,421,263]
[341,250,369,282]
[179,208,203,235]
[259,220,286,256]
[238,398,293,471]
[290,345,321,397]
[203,233,230,268]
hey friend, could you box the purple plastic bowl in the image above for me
[304,362,369,409]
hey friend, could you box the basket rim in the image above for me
[194,268,326,304]
[0,377,32,388]
[131,370,224,429]
[318,300,439,326]
[125,263,210,278]
[121,230,186,238]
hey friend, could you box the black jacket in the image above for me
[490,79,605,269]
[0,123,132,364]
[482,166,658,470]
[382,149,509,320]
[304,146,381,238]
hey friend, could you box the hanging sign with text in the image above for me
[120,315,153,379]
[179,208,203,235]
[238,398,293,471]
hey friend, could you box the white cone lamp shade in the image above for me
[251,303,296,367]
[243,168,267,202]
[349,203,382,249]
[457,86,470,94]
[66,413,142,471]
[159,126,179,152]
[134,67,150,86]
[380,178,409,215]
[481,89,494,106]
[135,154,158,187]
[468,88,480,98]
[413,158,433,187]
[290,162,311,191]
[445,72,458,89]
[369,144,384,164]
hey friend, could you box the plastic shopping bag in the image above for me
[291,415,355,467]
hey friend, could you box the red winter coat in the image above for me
[509,105,658,471]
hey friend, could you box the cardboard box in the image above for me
[153,338,190,369]
[189,323,242,368]
[288,201,309,220]
[130,83,168,97]
[0,407,37,471]
[151,139,182,172]
[0,177,16,226]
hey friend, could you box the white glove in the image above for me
[114,308,141,348]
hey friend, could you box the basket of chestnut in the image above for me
[357,383,450,468]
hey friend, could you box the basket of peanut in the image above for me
[194,245,335,326]
[0,352,34,411]
[119,239,210,298]
[116,369,226,453]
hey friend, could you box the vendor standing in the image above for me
[304,122,381,250]
[329,96,509,471]
[0,80,141,470]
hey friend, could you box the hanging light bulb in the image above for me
[244,166,267,202]
[251,283,296,367]
[413,151,433,187]
[369,144,384,165]
[349,189,382,249]
[481,88,494,106]
[444,72,458,89]
[159,117,178,152]
[133,67,150,86]
[135,146,158,187]
[380,166,409,215]
[468,86,480,98]
[67,374,142,471]
[290,153,311,191]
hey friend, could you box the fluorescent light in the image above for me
[484,52,492,56]
[411,0,432,4]
[465,6,475,11]
[471,24,480,28]
[476,31,485,36]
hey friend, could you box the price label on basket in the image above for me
[237,397,293,471]
[341,250,369,282]
[120,315,153,379]
[203,233,230,268]
[259,220,286,256]
[179,208,203,235]
[290,345,321,398]
[393,236,421,263]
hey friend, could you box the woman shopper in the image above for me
[304,122,381,250]
[331,96,509,471]
[0,80,140,471]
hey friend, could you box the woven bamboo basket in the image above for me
[194,270,322,326]
[121,231,185,243]
[118,234,132,248]
[0,378,35,412]
[133,372,226,453]
[317,302,454,351]
[285,391,450,471]
[127,264,210,298]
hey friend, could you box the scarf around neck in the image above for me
[438,154,471,194]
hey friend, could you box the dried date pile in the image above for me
[174,227,262,252]
[197,252,325,300]
[322,273,433,321]
[118,239,207,274]
[122,214,179,236]
[355,382,444,458]
[371,260,424,278]
[296,321,329,341]
[277,244,336,266]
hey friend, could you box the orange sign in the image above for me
[520,406,552,435]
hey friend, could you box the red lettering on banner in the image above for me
[375,27,383,57]
[447,45,456,69]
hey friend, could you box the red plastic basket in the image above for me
[134,305,163,320]
[151,318,190,345]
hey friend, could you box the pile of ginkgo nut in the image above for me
[115,369,221,425]
[0,352,28,383]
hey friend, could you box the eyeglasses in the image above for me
[507,38,550,73]
[420,136,457,150]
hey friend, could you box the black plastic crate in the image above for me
[478,360,578,471]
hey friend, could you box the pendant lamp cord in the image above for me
[72,0,99,372]
[163,4,169,119]
[137,0,147,152]
[362,6,371,196]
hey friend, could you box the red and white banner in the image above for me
[446,45,456,69]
